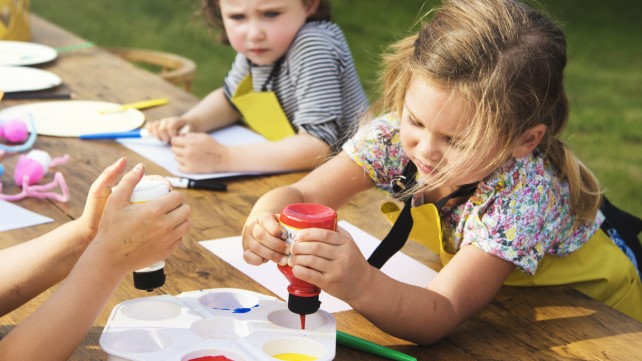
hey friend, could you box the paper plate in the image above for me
[0,100,145,137]
[0,40,58,66]
[0,66,62,92]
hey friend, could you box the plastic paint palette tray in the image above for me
[99,288,336,361]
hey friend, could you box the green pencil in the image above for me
[336,330,417,361]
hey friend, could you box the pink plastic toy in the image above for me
[0,149,70,202]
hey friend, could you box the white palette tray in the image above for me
[100,288,336,361]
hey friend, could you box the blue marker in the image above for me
[79,128,150,140]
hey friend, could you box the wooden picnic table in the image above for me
[1,14,641,360]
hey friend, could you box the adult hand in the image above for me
[171,133,231,173]
[76,157,128,251]
[89,163,191,273]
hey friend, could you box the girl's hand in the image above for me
[171,133,231,173]
[289,225,374,302]
[76,157,128,251]
[242,211,289,266]
[146,116,189,143]
[89,163,191,273]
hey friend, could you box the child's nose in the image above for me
[417,133,442,161]
[247,20,265,41]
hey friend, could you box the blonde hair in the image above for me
[368,0,600,221]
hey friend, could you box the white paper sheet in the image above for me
[118,124,267,180]
[199,220,437,313]
[0,200,53,232]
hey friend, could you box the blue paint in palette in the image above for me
[211,304,259,313]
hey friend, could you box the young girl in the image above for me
[0,158,191,359]
[241,0,642,345]
[146,0,367,174]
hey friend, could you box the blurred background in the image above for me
[31,0,641,217]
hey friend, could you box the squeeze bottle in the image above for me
[279,203,337,317]
[129,179,170,291]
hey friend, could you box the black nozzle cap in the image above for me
[133,268,165,292]
[288,294,320,315]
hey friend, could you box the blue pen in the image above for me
[79,128,150,140]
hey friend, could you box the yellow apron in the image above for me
[380,200,642,322]
[230,62,296,141]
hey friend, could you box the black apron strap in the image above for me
[367,162,477,269]
[368,195,414,269]
[600,196,642,274]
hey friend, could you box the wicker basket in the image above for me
[0,0,30,41]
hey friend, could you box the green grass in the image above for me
[31,0,641,217]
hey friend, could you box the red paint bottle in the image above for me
[279,203,337,320]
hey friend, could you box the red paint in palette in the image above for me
[188,356,233,361]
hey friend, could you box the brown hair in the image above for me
[198,0,331,45]
[369,0,600,221]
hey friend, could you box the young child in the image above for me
[0,158,191,360]
[241,0,642,345]
[146,0,368,174]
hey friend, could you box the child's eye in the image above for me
[228,14,246,21]
[405,116,423,128]
[264,11,281,18]
[446,136,465,150]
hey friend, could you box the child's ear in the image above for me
[305,0,321,16]
[511,124,547,158]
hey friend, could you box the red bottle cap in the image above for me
[280,203,337,230]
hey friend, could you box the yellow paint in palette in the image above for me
[272,353,317,361]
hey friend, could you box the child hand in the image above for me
[146,116,189,143]
[242,211,289,266]
[288,225,373,303]
[76,157,128,250]
[171,133,231,173]
[88,163,192,273]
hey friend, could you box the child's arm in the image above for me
[146,88,240,143]
[0,162,191,360]
[181,88,240,132]
[292,234,515,345]
[171,130,331,174]
[242,152,374,265]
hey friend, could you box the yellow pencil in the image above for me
[99,98,169,114]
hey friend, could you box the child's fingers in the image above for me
[243,249,268,266]
[295,228,342,246]
[246,222,289,265]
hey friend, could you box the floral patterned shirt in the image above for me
[342,113,603,275]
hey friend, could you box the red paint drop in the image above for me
[300,314,306,330]
[188,356,233,361]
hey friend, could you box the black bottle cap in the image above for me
[133,268,165,292]
[288,293,320,315]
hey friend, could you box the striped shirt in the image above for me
[223,21,368,152]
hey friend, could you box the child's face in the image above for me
[400,77,498,187]
[220,0,314,65]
